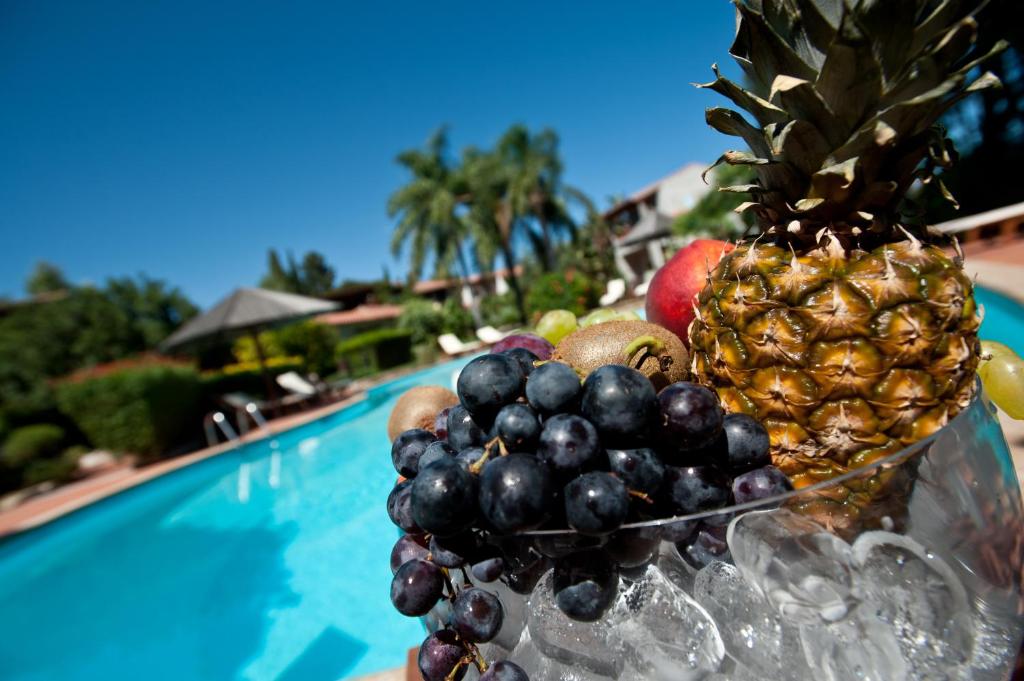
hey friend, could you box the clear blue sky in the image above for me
[1,1,741,307]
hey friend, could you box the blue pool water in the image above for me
[976,285,1024,357]
[0,356,470,681]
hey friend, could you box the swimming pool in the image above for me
[0,356,471,681]
[976,285,1024,357]
[1,286,1021,681]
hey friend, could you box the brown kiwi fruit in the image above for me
[387,386,459,440]
[551,320,688,390]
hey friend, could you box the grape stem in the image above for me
[440,567,457,601]
[469,437,508,475]
[628,489,654,504]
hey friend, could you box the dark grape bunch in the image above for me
[386,348,789,681]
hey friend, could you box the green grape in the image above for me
[536,309,578,345]
[981,353,1024,420]
[981,340,1016,360]
[579,309,642,328]
[579,308,619,328]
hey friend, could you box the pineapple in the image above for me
[689,0,1005,531]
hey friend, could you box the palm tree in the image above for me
[496,125,586,271]
[460,146,530,324]
[388,129,479,297]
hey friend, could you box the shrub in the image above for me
[199,358,305,401]
[276,321,339,376]
[1,424,66,468]
[56,365,202,460]
[398,297,475,346]
[397,299,445,346]
[336,328,413,377]
[22,448,84,486]
[525,271,600,320]
[480,293,522,328]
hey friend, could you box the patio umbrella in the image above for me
[161,287,337,397]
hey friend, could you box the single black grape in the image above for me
[456,354,525,422]
[391,428,437,478]
[732,465,792,504]
[676,523,731,569]
[478,453,554,533]
[564,472,629,536]
[580,365,658,444]
[534,532,606,559]
[447,405,487,451]
[604,526,661,568]
[391,534,429,574]
[387,480,421,533]
[390,558,445,616]
[456,446,487,472]
[659,465,731,516]
[450,587,504,643]
[411,458,478,536]
[525,361,581,415]
[471,556,505,582]
[419,441,457,470]
[502,557,551,595]
[537,414,603,478]
[480,660,529,681]
[553,549,619,622]
[418,629,467,681]
[722,413,771,472]
[430,532,481,569]
[502,347,539,377]
[493,403,541,450]
[657,382,724,450]
[606,447,665,497]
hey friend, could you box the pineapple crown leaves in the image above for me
[699,0,1007,238]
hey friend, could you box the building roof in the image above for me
[603,162,707,219]
[412,266,524,294]
[315,304,403,327]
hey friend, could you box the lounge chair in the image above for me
[475,325,512,345]
[633,270,656,297]
[219,391,308,432]
[276,371,319,399]
[438,333,485,356]
[599,278,627,306]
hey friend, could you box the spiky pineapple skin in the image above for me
[689,236,980,529]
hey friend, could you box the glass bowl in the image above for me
[427,388,1024,681]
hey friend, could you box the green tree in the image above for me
[388,128,475,283]
[936,0,1024,218]
[105,276,198,348]
[25,261,69,296]
[259,249,336,296]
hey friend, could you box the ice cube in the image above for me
[692,561,808,680]
[727,509,855,624]
[798,617,907,681]
[851,531,974,680]
[615,564,724,680]
[526,570,623,678]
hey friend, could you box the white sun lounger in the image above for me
[438,333,485,356]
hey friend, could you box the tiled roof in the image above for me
[315,304,402,326]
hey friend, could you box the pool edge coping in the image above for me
[0,392,370,539]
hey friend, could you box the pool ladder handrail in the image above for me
[203,411,240,447]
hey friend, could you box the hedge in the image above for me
[1,423,66,468]
[56,365,202,460]
[336,328,413,377]
[199,358,304,400]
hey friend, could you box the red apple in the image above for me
[645,239,734,346]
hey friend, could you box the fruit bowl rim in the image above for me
[521,381,994,536]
